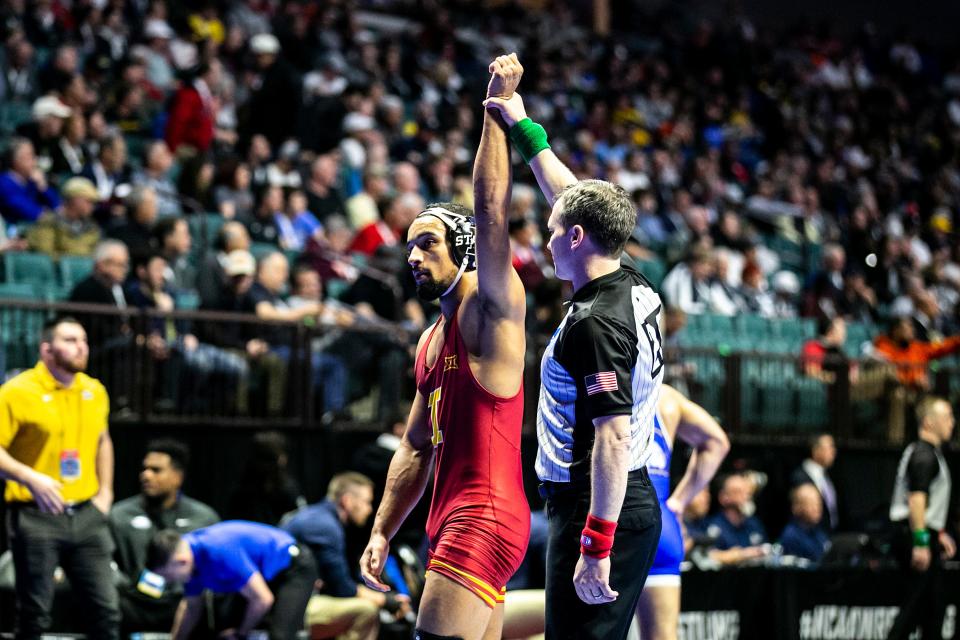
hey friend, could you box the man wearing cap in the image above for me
[0,316,121,639]
[0,137,60,224]
[28,177,102,258]
[198,249,285,416]
[17,95,72,173]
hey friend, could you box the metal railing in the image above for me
[0,299,414,428]
[2,299,959,443]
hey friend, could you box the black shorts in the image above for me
[542,468,661,640]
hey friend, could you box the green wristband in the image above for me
[913,529,930,547]
[509,118,550,164]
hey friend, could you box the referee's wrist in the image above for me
[912,528,931,547]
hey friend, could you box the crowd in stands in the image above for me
[0,0,958,338]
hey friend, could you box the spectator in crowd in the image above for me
[69,239,129,307]
[346,165,389,230]
[107,184,159,261]
[0,317,120,639]
[227,431,306,526]
[804,243,846,317]
[0,36,37,102]
[661,244,715,315]
[704,473,769,562]
[888,397,957,640]
[134,141,180,219]
[110,440,219,632]
[81,133,130,204]
[164,61,219,155]
[264,140,302,190]
[0,137,59,224]
[802,317,907,440]
[196,248,284,416]
[146,522,316,640]
[778,483,831,563]
[304,154,346,224]
[283,472,410,640]
[738,261,775,317]
[248,251,348,415]
[790,434,839,531]
[27,176,101,258]
[154,217,195,292]
[20,95,72,171]
[197,221,250,308]
[348,192,423,256]
[769,271,801,319]
[244,33,301,148]
[873,316,960,392]
[276,188,323,252]
[127,251,250,403]
[242,184,283,246]
[213,158,255,220]
[50,110,89,176]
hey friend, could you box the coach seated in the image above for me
[778,483,831,564]
[282,472,412,640]
[110,439,219,633]
[703,473,770,565]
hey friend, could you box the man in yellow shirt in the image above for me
[0,316,119,639]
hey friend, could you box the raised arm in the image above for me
[483,92,578,204]
[474,53,524,314]
[662,385,730,514]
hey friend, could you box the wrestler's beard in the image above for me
[416,276,452,301]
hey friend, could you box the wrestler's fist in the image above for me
[487,52,523,99]
[482,92,528,128]
[360,532,392,592]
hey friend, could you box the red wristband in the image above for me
[580,514,617,559]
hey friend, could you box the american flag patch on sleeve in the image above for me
[584,371,618,395]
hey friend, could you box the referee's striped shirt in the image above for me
[536,263,665,483]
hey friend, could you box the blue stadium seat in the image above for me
[188,213,225,251]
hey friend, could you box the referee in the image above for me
[0,316,119,639]
[485,89,663,639]
[887,396,956,640]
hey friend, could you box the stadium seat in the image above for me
[0,102,32,136]
[250,242,278,263]
[4,252,57,289]
[634,257,666,288]
[188,213,225,251]
[58,255,94,290]
[0,283,36,299]
[175,291,200,310]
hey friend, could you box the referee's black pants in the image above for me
[542,468,661,640]
[887,523,946,640]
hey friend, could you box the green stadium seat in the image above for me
[188,213,225,250]
[175,291,200,310]
[0,283,36,299]
[58,255,94,290]
[324,278,349,300]
[250,242,279,263]
[634,257,666,288]
[4,252,57,289]
[734,314,770,338]
[0,102,33,136]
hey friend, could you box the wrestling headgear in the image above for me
[415,205,476,297]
